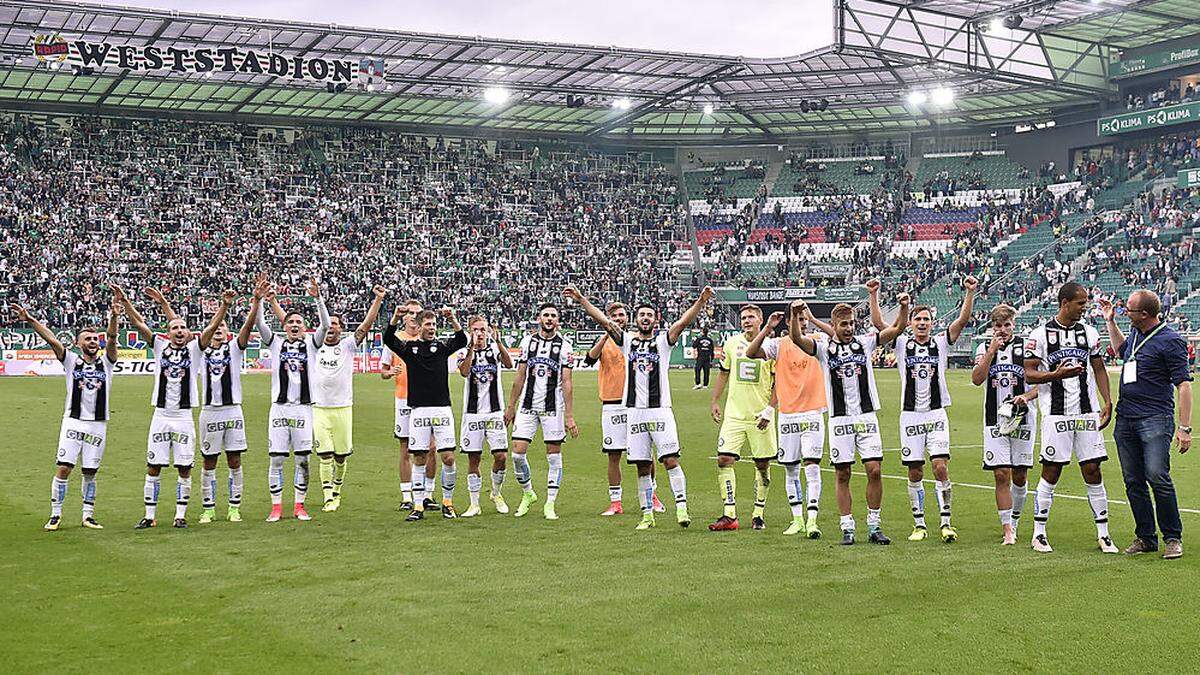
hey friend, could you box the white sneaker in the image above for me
[692,384,702,390]
[461,504,482,518]
[1031,533,1053,553]
[1098,536,1118,554]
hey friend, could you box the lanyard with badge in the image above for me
[1122,323,1164,384]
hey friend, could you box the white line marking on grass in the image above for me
[708,456,1200,515]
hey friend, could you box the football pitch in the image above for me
[3,369,1198,673]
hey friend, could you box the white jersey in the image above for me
[152,336,203,413]
[202,339,244,408]
[975,336,1030,427]
[257,298,329,406]
[314,336,358,408]
[897,333,953,412]
[620,331,674,410]
[818,332,880,418]
[516,333,573,413]
[463,341,505,415]
[1025,319,1102,417]
[61,351,116,421]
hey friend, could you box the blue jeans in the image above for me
[1115,414,1183,545]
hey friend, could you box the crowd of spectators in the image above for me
[0,114,689,331]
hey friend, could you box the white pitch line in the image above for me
[708,456,1200,515]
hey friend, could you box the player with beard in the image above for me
[257,278,330,523]
[457,315,514,517]
[583,301,663,516]
[383,306,468,521]
[566,285,714,531]
[503,303,579,520]
[381,299,439,511]
[15,296,120,531]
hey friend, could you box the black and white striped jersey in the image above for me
[257,298,329,406]
[152,336,203,412]
[897,333,953,412]
[818,333,880,418]
[61,351,116,421]
[516,333,573,413]
[463,342,505,415]
[620,331,674,410]
[203,339,244,408]
[1025,319,1102,416]
[976,336,1030,427]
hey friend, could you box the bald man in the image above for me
[1100,290,1192,560]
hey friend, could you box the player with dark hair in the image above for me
[381,298,439,511]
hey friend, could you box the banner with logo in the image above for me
[724,287,865,303]
[1111,45,1200,79]
[1179,168,1200,188]
[1097,101,1200,137]
[32,34,378,84]
[809,263,852,279]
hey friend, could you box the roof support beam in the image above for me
[584,63,743,137]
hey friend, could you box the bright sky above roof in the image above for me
[89,0,834,58]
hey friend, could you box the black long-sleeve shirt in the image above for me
[383,323,467,409]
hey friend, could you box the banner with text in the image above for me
[1111,45,1200,79]
[1097,101,1200,137]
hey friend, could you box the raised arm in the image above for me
[439,306,462,334]
[563,285,621,341]
[807,312,837,339]
[494,328,514,369]
[308,277,330,345]
[355,285,387,344]
[457,341,475,378]
[747,312,785,360]
[668,285,715,345]
[1098,298,1126,355]
[12,304,66,361]
[255,284,276,345]
[200,289,236,349]
[144,287,178,323]
[865,279,886,331]
[239,276,269,350]
[268,294,286,324]
[585,332,609,364]
[114,285,154,343]
[105,297,121,362]
[948,276,978,343]
[878,292,910,345]
[788,302,819,354]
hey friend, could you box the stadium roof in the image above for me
[1,0,1197,143]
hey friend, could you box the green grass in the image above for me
[3,370,1199,673]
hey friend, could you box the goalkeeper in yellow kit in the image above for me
[708,304,778,531]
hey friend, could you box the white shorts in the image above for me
[410,406,456,453]
[147,410,196,467]
[56,417,107,470]
[601,403,628,452]
[513,408,566,444]
[828,412,883,465]
[777,411,825,464]
[626,407,681,463]
[394,398,411,440]
[461,411,508,453]
[1040,413,1107,465]
[199,405,248,456]
[268,403,313,456]
[983,425,1036,469]
[899,409,951,465]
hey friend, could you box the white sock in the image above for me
[513,453,533,492]
[144,474,161,519]
[907,480,926,528]
[51,476,68,518]
[81,473,96,519]
[400,480,413,503]
[1010,482,1028,526]
[268,455,285,506]
[1033,479,1056,538]
[1086,482,1110,538]
[638,474,654,513]
[229,466,243,507]
[803,463,822,519]
[935,479,952,527]
[468,473,482,506]
[491,470,505,495]
[546,453,562,502]
[867,508,881,529]
[840,514,855,532]
[201,468,217,509]
[999,508,1013,526]
[666,465,687,508]
[293,455,309,505]
[441,464,457,503]
[608,484,622,503]
[412,471,426,507]
[175,476,191,520]
[784,464,804,517]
